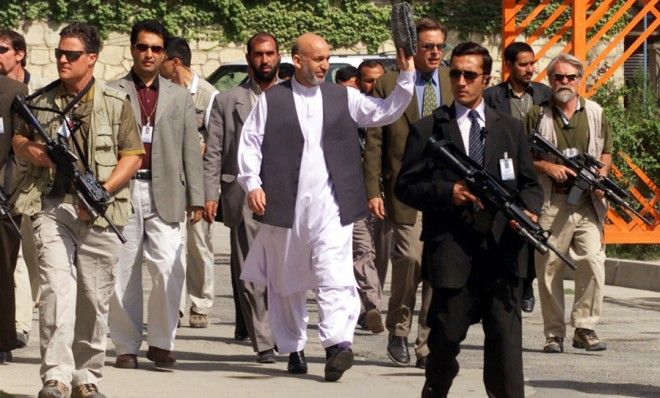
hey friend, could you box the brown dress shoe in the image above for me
[573,328,607,351]
[364,308,385,334]
[71,383,105,398]
[114,353,138,369]
[147,345,176,368]
[38,380,69,398]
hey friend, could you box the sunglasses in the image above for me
[133,43,164,54]
[0,45,11,54]
[420,43,446,51]
[55,48,87,62]
[552,73,579,82]
[449,69,485,81]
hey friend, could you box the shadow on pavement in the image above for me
[527,380,660,397]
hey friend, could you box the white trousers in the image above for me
[179,219,215,315]
[109,180,185,354]
[268,285,361,354]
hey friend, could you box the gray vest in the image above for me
[258,80,367,228]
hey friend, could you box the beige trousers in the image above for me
[386,212,432,358]
[14,216,39,335]
[535,193,606,338]
[352,217,382,312]
[34,198,121,387]
[180,220,215,315]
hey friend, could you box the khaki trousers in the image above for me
[14,216,39,335]
[180,220,215,315]
[535,193,605,338]
[352,218,381,312]
[373,216,392,289]
[386,212,432,358]
[34,198,121,387]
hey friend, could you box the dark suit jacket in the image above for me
[394,102,542,289]
[0,75,28,201]
[483,81,551,116]
[364,67,453,225]
[204,80,255,228]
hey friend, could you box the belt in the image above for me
[134,170,152,180]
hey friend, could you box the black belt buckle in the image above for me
[135,170,152,180]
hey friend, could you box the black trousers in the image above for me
[424,262,524,398]
[0,215,21,351]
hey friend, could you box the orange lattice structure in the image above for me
[502,0,660,244]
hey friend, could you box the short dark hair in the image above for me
[278,62,294,79]
[247,32,279,55]
[357,60,384,79]
[503,42,534,64]
[60,23,102,54]
[335,65,358,84]
[165,37,192,67]
[416,17,448,40]
[0,29,27,67]
[451,42,492,75]
[130,19,168,46]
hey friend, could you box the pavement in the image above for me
[1,223,659,397]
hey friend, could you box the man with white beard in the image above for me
[237,33,414,382]
[527,53,612,354]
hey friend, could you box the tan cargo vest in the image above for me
[14,82,132,227]
[190,74,218,144]
[537,98,608,224]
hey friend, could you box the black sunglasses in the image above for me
[0,45,11,54]
[55,48,87,62]
[552,73,579,82]
[133,43,164,54]
[449,69,485,81]
[420,43,446,51]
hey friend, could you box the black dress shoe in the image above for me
[256,348,276,363]
[386,335,410,366]
[324,345,354,382]
[415,355,427,369]
[234,330,250,341]
[521,284,535,313]
[287,351,308,374]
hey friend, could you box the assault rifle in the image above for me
[529,132,651,226]
[12,94,127,243]
[0,185,21,238]
[427,136,576,270]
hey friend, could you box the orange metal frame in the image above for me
[502,0,660,244]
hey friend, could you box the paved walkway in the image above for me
[1,224,659,397]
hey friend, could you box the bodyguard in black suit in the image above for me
[484,42,551,314]
[395,43,542,397]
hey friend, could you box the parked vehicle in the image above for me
[206,54,396,92]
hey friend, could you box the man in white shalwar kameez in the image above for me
[238,33,415,382]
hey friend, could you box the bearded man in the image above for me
[527,53,612,354]
[237,32,414,381]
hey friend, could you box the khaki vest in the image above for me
[14,82,132,227]
[537,98,608,223]
[190,74,218,144]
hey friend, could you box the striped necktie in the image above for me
[468,110,484,165]
[422,76,437,117]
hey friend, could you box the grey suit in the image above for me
[108,73,204,355]
[205,79,274,352]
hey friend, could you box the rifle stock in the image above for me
[0,186,22,239]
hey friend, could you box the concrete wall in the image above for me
[18,20,624,87]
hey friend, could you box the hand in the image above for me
[247,188,266,216]
[594,189,605,199]
[203,200,218,223]
[452,180,483,208]
[396,48,414,73]
[368,197,386,220]
[187,206,203,224]
[27,143,55,169]
[545,163,576,183]
[509,209,538,231]
[77,206,93,222]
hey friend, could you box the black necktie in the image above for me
[468,110,484,165]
